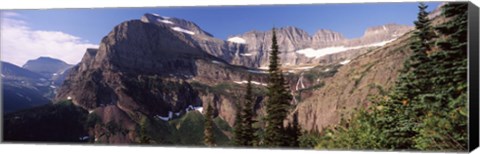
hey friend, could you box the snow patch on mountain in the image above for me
[227,37,246,44]
[194,107,203,113]
[171,27,195,35]
[340,59,351,65]
[296,39,397,58]
[212,60,223,65]
[247,70,267,74]
[234,80,267,86]
[157,19,174,24]
[240,53,253,56]
[294,66,315,70]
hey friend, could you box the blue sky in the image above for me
[11,2,439,42]
[1,2,440,66]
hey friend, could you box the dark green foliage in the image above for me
[298,131,321,148]
[166,111,230,146]
[316,106,385,150]
[204,104,215,146]
[240,76,258,146]
[138,118,153,144]
[85,113,102,129]
[233,76,258,146]
[3,100,89,143]
[233,104,243,145]
[263,28,295,147]
[413,3,468,150]
[315,3,468,151]
[284,112,301,147]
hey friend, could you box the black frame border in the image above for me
[468,1,479,152]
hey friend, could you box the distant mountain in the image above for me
[228,23,412,68]
[2,61,51,113]
[4,13,423,144]
[22,56,73,79]
[2,61,46,81]
[140,13,412,69]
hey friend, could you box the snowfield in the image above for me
[259,66,269,70]
[212,60,223,65]
[171,27,195,35]
[340,59,351,65]
[294,66,315,70]
[234,80,267,86]
[194,107,203,113]
[157,19,174,24]
[296,39,397,58]
[156,115,170,121]
[240,53,253,56]
[227,37,246,44]
[247,70,267,74]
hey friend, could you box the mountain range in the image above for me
[4,12,418,144]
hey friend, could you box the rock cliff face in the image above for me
[56,17,269,143]
[311,29,346,45]
[228,24,412,68]
[294,31,413,132]
[139,13,412,69]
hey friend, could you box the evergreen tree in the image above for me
[139,118,151,144]
[240,75,258,146]
[413,2,468,150]
[233,103,243,146]
[376,2,437,149]
[204,104,215,147]
[264,28,293,147]
[233,75,258,146]
[284,112,301,147]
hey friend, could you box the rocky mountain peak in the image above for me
[363,23,412,37]
[89,19,211,75]
[141,13,213,37]
[22,56,73,79]
[312,29,346,43]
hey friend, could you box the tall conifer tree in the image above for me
[233,103,243,146]
[413,3,468,150]
[204,104,215,147]
[377,2,437,148]
[264,28,293,147]
[240,75,258,146]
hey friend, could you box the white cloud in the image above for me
[0,12,98,66]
